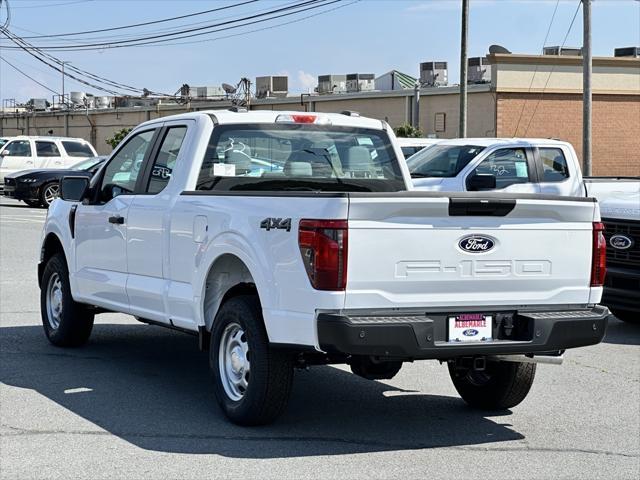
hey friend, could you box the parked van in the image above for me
[0,136,97,186]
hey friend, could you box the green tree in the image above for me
[394,123,423,138]
[105,127,133,149]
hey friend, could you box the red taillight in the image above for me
[291,114,317,124]
[591,222,607,287]
[298,219,348,291]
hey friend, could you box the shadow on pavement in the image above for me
[0,323,524,458]
[602,317,640,345]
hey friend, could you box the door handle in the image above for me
[108,215,125,225]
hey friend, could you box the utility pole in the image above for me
[459,0,469,138]
[412,82,420,131]
[61,61,70,106]
[582,0,592,175]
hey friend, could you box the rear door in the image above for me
[35,140,64,169]
[344,193,597,310]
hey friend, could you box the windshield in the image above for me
[196,124,405,192]
[70,157,103,170]
[407,144,485,178]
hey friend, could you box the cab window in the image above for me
[36,141,61,157]
[146,126,187,194]
[99,130,155,202]
[62,141,95,157]
[540,148,570,182]
[473,148,531,189]
[2,140,32,157]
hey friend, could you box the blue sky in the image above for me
[0,0,638,101]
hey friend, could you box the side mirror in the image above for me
[0,150,9,156]
[60,176,90,202]
[467,173,497,191]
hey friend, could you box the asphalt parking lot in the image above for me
[0,197,638,480]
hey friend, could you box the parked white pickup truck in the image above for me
[39,110,609,425]
[407,139,639,323]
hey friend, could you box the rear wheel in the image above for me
[210,295,293,425]
[612,309,640,324]
[40,182,60,207]
[448,360,536,410]
[40,253,94,347]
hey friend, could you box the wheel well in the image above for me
[202,254,259,332]
[38,233,64,287]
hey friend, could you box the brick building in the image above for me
[1,53,638,175]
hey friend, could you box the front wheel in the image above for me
[40,182,60,207]
[611,309,639,324]
[40,253,94,347]
[448,360,536,410]
[210,295,293,425]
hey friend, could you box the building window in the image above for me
[434,112,446,132]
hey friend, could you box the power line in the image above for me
[523,0,582,137]
[18,0,258,39]
[512,0,560,137]
[0,55,59,94]
[0,0,331,51]
[3,0,94,9]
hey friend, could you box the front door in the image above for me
[0,139,34,183]
[467,147,540,194]
[73,129,158,311]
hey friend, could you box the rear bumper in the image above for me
[603,266,640,313]
[317,306,610,360]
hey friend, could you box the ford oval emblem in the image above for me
[463,329,479,337]
[610,234,634,250]
[458,235,495,253]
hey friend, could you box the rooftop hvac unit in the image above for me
[345,73,375,93]
[543,46,582,56]
[94,96,112,109]
[196,86,225,98]
[28,98,47,111]
[420,61,448,87]
[255,76,288,98]
[468,57,491,84]
[614,47,640,58]
[69,91,87,105]
[317,74,347,95]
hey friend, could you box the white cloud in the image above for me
[296,70,316,93]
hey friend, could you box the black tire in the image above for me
[210,295,293,426]
[40,182,60,208]
[24,199,42,208]
[448,360,536,410]
[40,253,94,347]
[611,309,640,324]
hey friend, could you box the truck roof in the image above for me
[10,135,90,142]
[138,109,387,130]
[431,137,572,148]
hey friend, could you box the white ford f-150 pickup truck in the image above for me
[39,110,609,425]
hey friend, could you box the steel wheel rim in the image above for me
[218,322,250,401]
[46,273,63,330]
[43,184,59,205]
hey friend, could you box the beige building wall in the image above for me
[313,96,409,127]
[419,91,496,138]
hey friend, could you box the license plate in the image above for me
[448,314,492,342]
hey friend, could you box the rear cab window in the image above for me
[196,124,405,192]
[61,141,95,157]
[539,147,570,182]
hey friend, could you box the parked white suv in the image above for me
[0,136,97,186]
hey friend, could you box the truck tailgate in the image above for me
[345,193,598,309]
